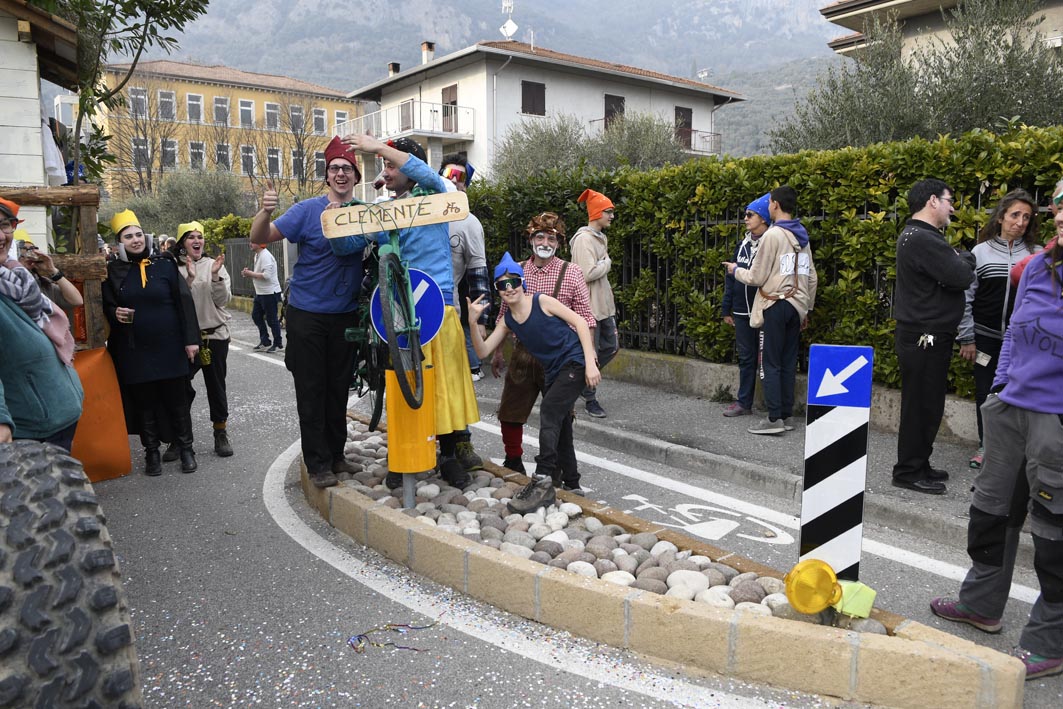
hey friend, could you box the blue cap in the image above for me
[745,193,772,225]
[493,251,524,281]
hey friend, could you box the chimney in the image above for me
[388,62,401,76]
[421,41,435,64]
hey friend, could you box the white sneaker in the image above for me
[470,368,484,382]
[748,418,785,435]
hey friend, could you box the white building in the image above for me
[342,40,742,198]
[0,0,76,249]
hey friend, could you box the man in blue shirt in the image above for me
[250,136,364,488]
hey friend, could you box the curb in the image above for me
[300,417,1024,708]
[483,395,1036,570]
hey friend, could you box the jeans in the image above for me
[758,301,800,421]
[252,292,283,347]
[733,314,758,410]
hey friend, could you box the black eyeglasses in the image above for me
[327,165,356,175]
[938,195,955,204]
[494,277,523,292]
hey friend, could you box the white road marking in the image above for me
[261,440,770,709]
[470,421,1041,605]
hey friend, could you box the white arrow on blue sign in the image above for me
[370,268,445,347]
[807,344,875,408]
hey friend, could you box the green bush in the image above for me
[471,123,1063,397]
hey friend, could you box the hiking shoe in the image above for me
[585,400,607,418]
[385,471,403,490]
[253,343,269,351]
[162,442,180,462]
[892,477,946,495]
[456,441,483,471]
[970,448,984,469]
[930,598,1001,633]
[1013,648,1063,679]
[783,417,795,431]
[213,429,234,457]
[507,476,556,514]
[310,470,339,488]
[722,402,752,417]
[332,459,359,475]
[748,418,785,435]
[440,458,471,489]
[470,368,484,382]
[267,344,283,353]
[502,456,525,473]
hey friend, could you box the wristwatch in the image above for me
[49,269,64,282]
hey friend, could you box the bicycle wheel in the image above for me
[366,339,387,430]
[378,252,424,408]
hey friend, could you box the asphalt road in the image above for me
[90,312,1063,707]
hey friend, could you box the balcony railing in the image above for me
[337,100,475,141]
[587,118,721,156]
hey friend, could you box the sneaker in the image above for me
[455,441,483,471]
[585,400,607,418]
[267,344,283,353]
[561,483,586,497]
[892,477,947,495]
[722,402,752,417]
[748,418,785,435]
[440,458,471,489]
[162,442,180,462]
[929,598,1002,633]
[969,448,984,469]
[507,476,556,514]
[385,471,403,490]
[253,344,269,351]
[783,417,795,431]
[502,456,525,473]
[310,470,339,489]
[1013,647,1063,679]
[470,368,484,382]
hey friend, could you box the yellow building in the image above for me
[98,60,364,199]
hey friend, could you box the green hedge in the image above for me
[469,125,1063,396]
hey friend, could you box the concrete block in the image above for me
[365,505,415,564]
[329,487,371,545]
[409,525,476,592]
[626,593,731,674]
[733,612,855,699]
[465,545,543,620]
[537,568,631,647]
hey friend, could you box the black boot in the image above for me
[180,447,198,473]
[145,449,162,476]
[162,442,180,462]
[213,428,233,457]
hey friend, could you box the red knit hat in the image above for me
[324,136,361,182]
[578,189,614,221]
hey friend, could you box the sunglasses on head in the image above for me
[494,276,523,292]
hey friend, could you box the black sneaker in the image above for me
[585,400,607,418]
[267,344,283,353]
[507,476,556,514]
[891,477,946,495]
[502,456,525,473]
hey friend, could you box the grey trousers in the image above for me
[960,394,1063,657]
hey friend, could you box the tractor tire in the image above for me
[0,441,141,708]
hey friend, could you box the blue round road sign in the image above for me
[370,268,445,347]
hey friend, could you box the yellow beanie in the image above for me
[110,209,141,236]
[177,221,205,241]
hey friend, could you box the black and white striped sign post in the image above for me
[800,344,875,581]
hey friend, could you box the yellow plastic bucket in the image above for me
[386,364,436,473]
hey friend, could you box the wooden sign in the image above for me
[321,191,469,239]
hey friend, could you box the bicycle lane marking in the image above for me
[470,421,1039,604]
[260,436,772,709]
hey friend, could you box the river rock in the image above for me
[701,569,727,588]
[577,552,598,565]
[616,556,639,574]
[650,540,679,557]
[735,602,772,616]
[584,517,604,533]
[664,560,701,574]
[762,593,789,611]
[381,497,401,509]
[771,603,821,624]
[415,516,437,526]
[529,551,552,565]
[503,530,536,548]
[631,532,659,550]
[561,539,585,553]
[638,566,670,583]
[588,535,618,550]
[849,618,887,635]
[482,539,502,550]
[548,558,568,570]
[567,561,598,578]
[630,549,652,566]
[559,502,582,517]
[557,549,584,564]
[708,585,733,597]
[546,512,569,530]
[631,578,668,594]
[492,487,511,500]
[667,569,711,594]
[533,540,564,557]
[567,529,594,544]
[467,499,492,513]
[601,571,636,587]
[480,526,504,542]
[600,524,626,536]
[437,523,461,534]
[418,484,441,499]
[695,588,735,608]
[480,516,507,533]
[729,571,759,587]
[593,559,619,576]
[688,555,713,569]
[441,504,467,516]
[757,577,785,596]
[541,530,569,544]
[730,580,767,605]
[710,563,739,583]
[528,523,552,540]
[666,585,696,600]
[456,510,478,524]
[423,509,441,521]
[500,542,534,559]
[614,533,632,544]
[585,544,612,560]
[635,558,659,575]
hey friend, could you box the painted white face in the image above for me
[531,230,559,260]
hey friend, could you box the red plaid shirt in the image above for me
[496,257,596,329]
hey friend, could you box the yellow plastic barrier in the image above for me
[385,364,436,473]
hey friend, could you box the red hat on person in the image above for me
[324,136,361,182]
[0,197,24,224]
[578,189,614,221]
